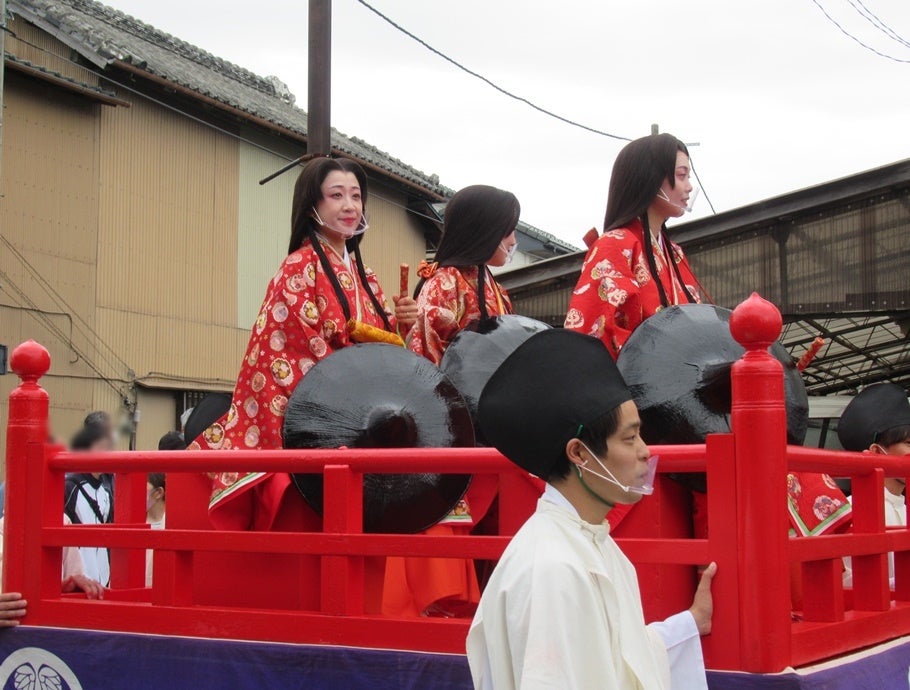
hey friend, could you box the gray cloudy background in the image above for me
[99,0,910,246]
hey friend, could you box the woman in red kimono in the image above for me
[193,157,417,533]
[564,133,704,360]
[406,184,519,364]
[393,186,519,615]
[565,134,849,543]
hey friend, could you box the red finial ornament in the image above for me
[10,340,51,384]
[729,292,782,351]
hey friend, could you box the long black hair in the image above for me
[414,185,520,320]
[603,133,696,307]
[289,157,392,331]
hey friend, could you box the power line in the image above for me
[810,0,910,63]
[847,0,910,49]
[354,0,632,142]
[689,159,716,214]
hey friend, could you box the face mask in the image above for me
[498,241,517,264]
[146,493,157,511]
[311,207,369,239]
[656,186,699,213]
[577,441,659,496]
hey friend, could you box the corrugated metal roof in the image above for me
[9,0,447,196]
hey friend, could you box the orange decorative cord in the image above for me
[416,260,438,279]
[796,337,825,372]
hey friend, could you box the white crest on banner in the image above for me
[0,647,83,690]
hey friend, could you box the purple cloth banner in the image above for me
[0,626,908,689]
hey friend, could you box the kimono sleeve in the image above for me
[406,270,464,365]
[564,233,645,360]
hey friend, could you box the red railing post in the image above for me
[703,433,742,669]
[729,293,791,672]
[321,464,364,615]
[3,341,51,603]
[110,471,149,589]
[850,468,890,611]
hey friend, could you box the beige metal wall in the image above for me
[237,143,296,329]
[0,74,113,465]
[359,178,428,305]
[135,388,178,451]
[96,92,247,391]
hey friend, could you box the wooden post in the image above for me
[729,293,791,672]
[3,341,51,602]
[308,0,332,155]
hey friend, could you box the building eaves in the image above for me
[9,0,447,197]
[675,158,910,246]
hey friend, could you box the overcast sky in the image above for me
[99,0,910,247]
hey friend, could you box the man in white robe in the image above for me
[467,329,714,689]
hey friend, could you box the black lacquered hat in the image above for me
[837,383,910,452]
[478,329,631,478]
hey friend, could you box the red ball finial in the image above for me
[730,293,782,351]
[10,340,51,383]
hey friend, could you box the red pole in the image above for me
[729,293,791,672]
[3,341,51,599]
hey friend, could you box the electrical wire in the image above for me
[354,0,632,142]
[846,0,910,49]
[0,269,132,402]
[689,158,716,214]
[810,0,910,63]
[0,234,132,376]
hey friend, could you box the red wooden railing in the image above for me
[3,293,910,673]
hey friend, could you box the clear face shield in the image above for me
[656,186,700,213]
[578,441,660,496]
[311,208,370,239]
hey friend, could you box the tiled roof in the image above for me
[10,0,446,196]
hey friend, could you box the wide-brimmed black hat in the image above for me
[478,329,631,478]
[837,383,910,451]
[440,315,550,443]
[282,343,474,534]
[616,304,809,492]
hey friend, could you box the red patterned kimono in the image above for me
[192,237,396,531]
[407,265,513,366]
[564,219,701,359]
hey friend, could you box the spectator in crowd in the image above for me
[157,431,186,451]
[64,424,114,586]
[145,471,167,586]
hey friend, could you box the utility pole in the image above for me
[308,0,331,156]
[1,0,7,184]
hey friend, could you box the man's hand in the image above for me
[62,574,105,600]
[689,562,717,635]
[0,592,27,627]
